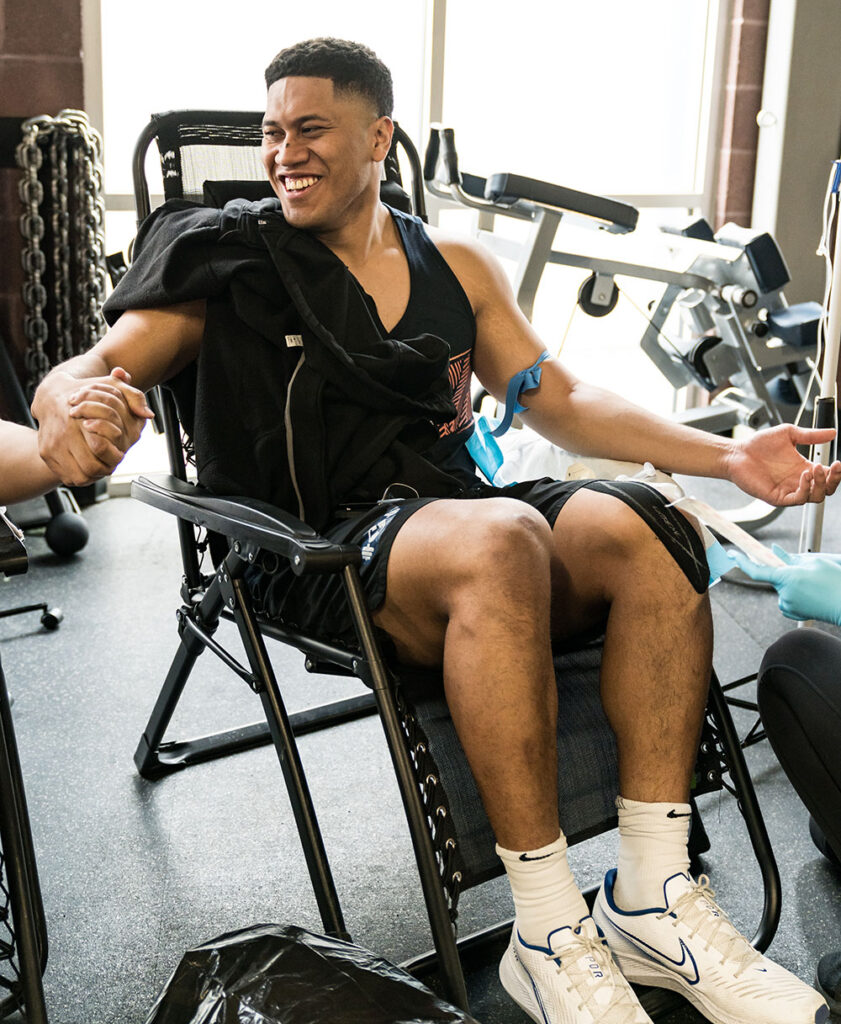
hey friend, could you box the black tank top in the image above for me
[359,207,478,485]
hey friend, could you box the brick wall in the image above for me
[714,0,770,228]
[0,0,83,415]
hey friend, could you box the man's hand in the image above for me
[724,424,841,505]
[31,367,154,486]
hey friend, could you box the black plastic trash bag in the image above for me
[145,923,481,1024]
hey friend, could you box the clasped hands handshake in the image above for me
[30,367,155,488]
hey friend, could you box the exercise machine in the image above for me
[425,127,823,531]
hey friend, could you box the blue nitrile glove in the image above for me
[706,540,736,585]
[727,544,841,625]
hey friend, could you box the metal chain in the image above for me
[16,121,50,397]
[49,131,73,365]
[62,109,107,353]
[16,110,107,397]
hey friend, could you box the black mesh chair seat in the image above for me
[400,640,617,895]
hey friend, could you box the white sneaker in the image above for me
[592,869,829,1024]
[498,915,653,1024]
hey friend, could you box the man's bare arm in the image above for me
[0,421,59,504]
[436,234,841,505]
[31,301,205,485]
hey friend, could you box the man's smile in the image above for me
[282,175,321,193]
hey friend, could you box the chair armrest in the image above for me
[0,509,27,577]
[131,473,362,575]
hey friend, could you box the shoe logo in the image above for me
[610,920,700,986]
[667,809,692,818]
[519,851,553,862]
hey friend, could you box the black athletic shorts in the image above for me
[247,477,593,645]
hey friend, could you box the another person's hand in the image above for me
[31,367,154,486]
[725,424,841,505]
[728,544,841,626]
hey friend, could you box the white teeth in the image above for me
[285,176,319,192]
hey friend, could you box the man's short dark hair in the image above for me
[264,38,394,118]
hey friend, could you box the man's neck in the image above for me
[316,201,391,272]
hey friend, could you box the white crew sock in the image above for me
[496,830,590,946]
[613,795,692,910]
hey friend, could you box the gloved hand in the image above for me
[727,544,841,626]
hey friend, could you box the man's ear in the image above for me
[372,116,394,163]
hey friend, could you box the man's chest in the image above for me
[346,247,411,334]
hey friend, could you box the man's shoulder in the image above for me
[427,224,487,262]
[424,223,503,308]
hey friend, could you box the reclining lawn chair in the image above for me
[0,512,49,1024]
[126,110,781,1015]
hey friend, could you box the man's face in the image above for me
[261,76,391,234]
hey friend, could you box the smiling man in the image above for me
[30,38,835,1024]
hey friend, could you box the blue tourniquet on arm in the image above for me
[465,351,550,484]
[490,351,550,437]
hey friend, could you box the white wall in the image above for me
[753,0,841,303]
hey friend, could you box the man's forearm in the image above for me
[0,422,59,504]
[523,377,733,479]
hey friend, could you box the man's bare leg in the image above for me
[374,496,561,851]
[547,487,712,915]
[547,487,713,806]
[375,488,712,846]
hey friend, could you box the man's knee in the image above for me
[376,498,555,664]
[381,498,554,616]
[449,498,554,588]
[560,489,660,562]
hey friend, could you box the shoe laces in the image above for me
[656,874,762,978]
[546,931,642,1024]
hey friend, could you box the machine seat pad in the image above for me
[767,301,823,348]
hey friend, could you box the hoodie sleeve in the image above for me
[102,200,225,325]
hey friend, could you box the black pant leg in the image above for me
[758,627,841,863]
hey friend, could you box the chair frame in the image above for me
[0,519,49,1024]
[127,110,782,1014]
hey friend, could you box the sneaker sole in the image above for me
[498,950,546,1024]
[614,947,828,1024]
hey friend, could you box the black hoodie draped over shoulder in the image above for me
[104,198,464,529]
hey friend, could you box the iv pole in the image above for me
[799,159,841,556]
